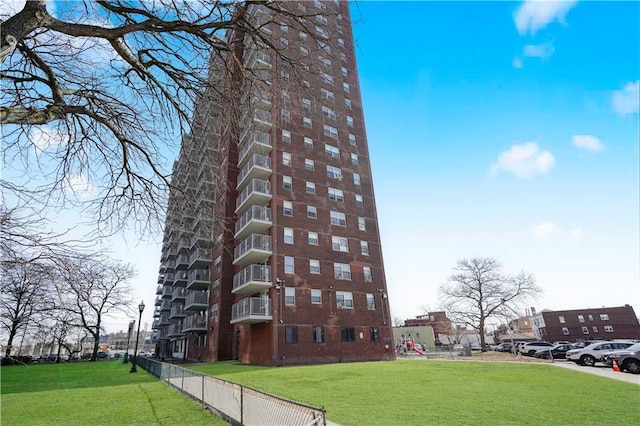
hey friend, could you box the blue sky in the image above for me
[350,0,639,325]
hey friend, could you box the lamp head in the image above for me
[139,300,145,313]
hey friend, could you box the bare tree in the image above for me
[439,258,541,350]
[55,254,136,361]
[1,0,339,237]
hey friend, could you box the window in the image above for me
[313,325,325,343]
[330,210,346,226]
[302,98,311,109]
[305,159,315,170]
[351,153,359,165]
[592,326,598,332]
[322,106,337,120]
[299,46,308,56]
[306,181,316,194]
[315,14,328,24]
[334,263,351,280]
[307,205,317,219]
[346,115,354,127]
[327,165,342,179]
[281,109,290,122]
[345,98,352,109]
[285,287,295,305]
[211,303,219,320]
[355,194,363,208]
[578,315,585,323]
[343,82,350,93]
[212,279,220,295]
[304,137,313,148]
[214,256,221,272]
[604,325,614,332]
[360,241,369,255]
[363,266,372,282]
[582,326,589,334]
[308,231,319,245]
[562,327,569,335]
[282,129,291,143]
[311,289,322,304]
[310,259,320,274]
[282,152,291,166]
[280,37,289,47]
[559,316,566,324]
[341,66,348,77]
[283,200,293,216]
[303,116,312,128]
[321,88,335,101]
[320,72,333,84]
[324,124,338,139]
[299,31,308,41]
[348,133,356,145]
[336,291,354,309]
[281,90,290,101]
[366,293,375,310]
[358,217,366,231]
[313,0,323,9]
[337,24,343,34]
[284,256,294,274]
[284,227,294,244]
[600,314,609,320]
[325,144,340,158]
[283,175,292,190]
[302,80,310,89]
[338,38,345,47]
[328,187,344,202]
[319,41,330,53]
[280,22,288,32]
[370,327,380,342]
[332,236,349,252]
[341,326,356,342]
[316,26,329,38]
[353,173,361,186]
[340,51,346,61]
[285,326,298,343]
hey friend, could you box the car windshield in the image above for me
[624,343,640,352]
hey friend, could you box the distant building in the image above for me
[531,305,640,343]
[404,311,452,342]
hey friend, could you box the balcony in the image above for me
[158,313,171,325]
[163,272,175,285]
[189,248,211,268]
[175,251,190,269]
[244,49,273,70]
[161,285,172,299]
[235,179,271,215]
[185,290,209,311]
[187,268,210,290]
[237,153,271,189]
[155,329,170,341]
[250,109,272,130]
[156,285,163,295]
[233,265,272,295]
[239,130,272,163]
[174,271,188,286]
[167,323,185,338]
[170,304,186,319]
[171,287,187,302]
[159,300,171,312]
[235,205,272,240]
[231,297,272,324]
[182,314,208,332]
[190,228,211,248]
[233,234,272,267]
[157,273,164,284]
[165,258,176,271]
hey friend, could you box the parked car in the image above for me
[566,341,634,366]
[600,343,640,366]
[604,344,640,374]
[513,342,528,354]
[470,343,481,351]
[494,343,513,352]
[534,344,576,359]
[138,350,152,357]
[552,341,572,346]
[521,341,554,356]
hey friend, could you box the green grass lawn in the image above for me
[189,359,640,426]
[0,361,225,426]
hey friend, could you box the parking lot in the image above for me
[552,360,640,385]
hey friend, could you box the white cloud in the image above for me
[514,0,579,35]
[531,223,584,240]
[29,126,70,153]
[531,222,560,239]
[523,42,555,59]
[612,81,640,115]
[63,173,95,197]
[512,57,524,69]
[490,142,555,179]
[572,135,604,152]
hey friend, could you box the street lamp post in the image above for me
[124,320,135,364]
[130,300,145,373]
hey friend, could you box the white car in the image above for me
[566,341,634,366]
[521,341,553,356]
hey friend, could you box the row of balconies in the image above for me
[231,297,272,324]
[237,153,271,189]
[235,179,272,215]
[235,205,272,240]
[238,130,271,164]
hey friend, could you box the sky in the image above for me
[3,1,638,334]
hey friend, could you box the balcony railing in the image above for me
[233,234,272,266]
[187,268,210,290]
[185,290,209,311]
[182,314,208,332]
[174,271,188,285]
[235,179,271,214]
[234,205,272,240]
[168,323,184,337]
[231,297,272,324]
[171,287,187,301]
[233,265,272,294]
[237,153,271,189]
[239,130,271,163]
[161,286,172,298]
[170,304,186,319]
[189,248,212,267]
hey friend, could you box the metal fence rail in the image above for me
[136,357,326,426]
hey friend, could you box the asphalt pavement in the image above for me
[551,360,640,385]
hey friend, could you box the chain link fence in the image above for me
[136,357,326,426]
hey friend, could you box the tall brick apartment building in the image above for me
[530,305,640,343]
[152,1,394,366]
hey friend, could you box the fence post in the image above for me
[181,368,185,391]
[201,375,205,405]
[240,385,244,426]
